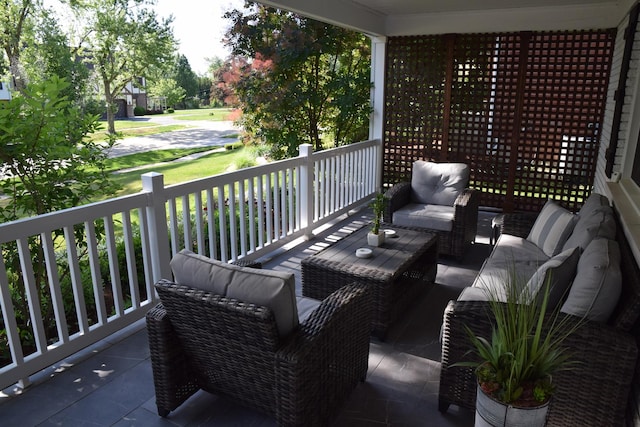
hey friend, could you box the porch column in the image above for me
[142,172,172,287]
[299,144,314,240]
[369,36,386,188]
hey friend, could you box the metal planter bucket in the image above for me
[475,385,549,427]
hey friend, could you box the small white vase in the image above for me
[367,231,385,247]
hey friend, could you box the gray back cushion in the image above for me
[562,193,616,252]
[410,161,469,206]
[561,238,622,322]
[170,250,299,337]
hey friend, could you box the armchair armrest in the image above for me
[275,283,373,425]
[146,290,200,416]
[500,212,538,238]
[383,182,411,222]
[439,299,637,425]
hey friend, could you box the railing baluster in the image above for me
[104,216,125,317]
[121,210,141,309]
[63,225,90,335]
[85,221,108,326]
[257,175,265,248]
[238,180,247,257]
[194,191,205,255]
[248,178,256,252]
[206,188,218,259]
[41,231,69,343]
[217,184,228,262]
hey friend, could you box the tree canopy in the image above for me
[73,0,176,133]
[224,2,371,159]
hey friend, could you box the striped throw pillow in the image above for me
[527,200,576,257]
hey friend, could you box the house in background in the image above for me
[0,81,11,102]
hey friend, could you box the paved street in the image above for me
[105,115,241,158]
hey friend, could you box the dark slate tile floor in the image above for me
[0,208,496,426]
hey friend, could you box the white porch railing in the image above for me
[0,140,381,390]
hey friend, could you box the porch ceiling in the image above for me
[258,0,632,35]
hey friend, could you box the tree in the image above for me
[0,0,38,92]
[224,3,371,159]
[147,77,186,108]
[172,54,198,101]
[74,0,175,134]
[21,4,91,104]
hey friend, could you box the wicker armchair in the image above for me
[439,208,640,425]
[147,280,373,426]
[383,162,479,258]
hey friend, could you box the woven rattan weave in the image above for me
[301,224,437,339]
[147,280,373,426]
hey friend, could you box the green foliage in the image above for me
[74,0,176,134]
[133,105,146,116]
[369,193,386,235]
[147,78,186,108]
[225,141,244,150]
[455,269,582,406]
[171,54,199,100]
[224,4,371,159]
[0,76,118,220]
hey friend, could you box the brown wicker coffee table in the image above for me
[301,224,438,339]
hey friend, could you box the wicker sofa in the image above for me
[383,161,480,258]
[438,194,640,425]
[146,250,373,426]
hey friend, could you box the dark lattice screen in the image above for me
[383,30,615,212]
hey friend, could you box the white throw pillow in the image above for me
[527,199,576,257]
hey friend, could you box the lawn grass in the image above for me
[169,108,236,121]
[109,148,249,196]
[103,147,220,173]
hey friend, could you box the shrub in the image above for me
[225,141,244,150]
[133,106,146,116]
[165,108,175,114]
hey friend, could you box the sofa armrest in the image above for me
[501,212,538,238]
[276,283,373,425]
[146,292,200,416]
[383,182,411,222]
[439,299,638,426]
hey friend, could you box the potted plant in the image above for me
[367,192,386,246]
[455,272,580,426]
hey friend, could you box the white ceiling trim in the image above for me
[385,3,624,36]
[257,0,386,36]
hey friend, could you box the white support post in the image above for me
[142,172,172,284]
[370,36,387,189]
[299,144,314,239]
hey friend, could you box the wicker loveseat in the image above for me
[383,161,480,258]
[146,250,373,426]
[438,195,640,425]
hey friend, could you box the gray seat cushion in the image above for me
[410,161,469,206]
[392,203,455,231]
[170,250,299,337]
[459,234,549,302]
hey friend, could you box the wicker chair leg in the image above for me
[438,398,450,413]
[158,407,170,417]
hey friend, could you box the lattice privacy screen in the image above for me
[383,30,615,212]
